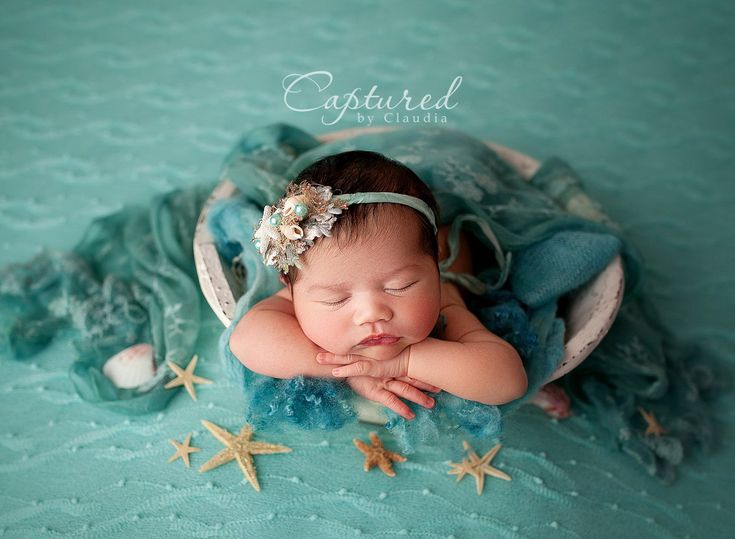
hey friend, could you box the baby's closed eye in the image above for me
[319,281,418,307]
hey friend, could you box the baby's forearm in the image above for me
[229,308,335,380]
[406,337,527,405]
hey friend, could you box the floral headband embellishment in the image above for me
[252,181,348,274]
[252,180,438,274]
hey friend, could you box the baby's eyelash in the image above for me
[321,282,417,307]
[389,282,416,293]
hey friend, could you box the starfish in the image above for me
[167,432,201,468]
[198,420,291,492]
[353,432,407,477]
[447,441,511,495]
[164,354,213,401]
[638,407,667,437]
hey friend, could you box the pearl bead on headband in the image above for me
[253,180,438,274]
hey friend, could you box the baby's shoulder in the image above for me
[440,301,504,344]
[251,287,294,315]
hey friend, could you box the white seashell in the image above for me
[282,195,306,217]
[102,343,157,389]
[280,224,304,240]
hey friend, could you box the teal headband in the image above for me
[252,181,438,274]
[333,192,438,234]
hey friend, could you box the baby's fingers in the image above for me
[332,360,381,378]
[374,389,417,420]
[316,352,362,365]
[384,380,436,410]
[395,376,441,393]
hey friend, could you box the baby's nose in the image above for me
[353,296,392,325]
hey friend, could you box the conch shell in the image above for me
[102,343,157,389]
[280,224,304,240]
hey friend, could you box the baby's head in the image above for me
[274,150,442,359]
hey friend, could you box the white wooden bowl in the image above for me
[193,127,624,424]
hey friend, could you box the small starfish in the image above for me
[353,432,407,477]
[167,432,201,468]
[198,420,291,492]
[164,354,213,401]
[447,441,511,495]
[638,407,667,437]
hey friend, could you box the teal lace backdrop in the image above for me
[1,1,733,538]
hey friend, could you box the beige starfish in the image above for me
[198,420,291,492]
[353,432,407,477]
[164,354,213,401]
[167,432,201,468]
[639,407,667,437]
[448,441,511,495]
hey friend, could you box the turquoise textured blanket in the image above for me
[1,1,733,538]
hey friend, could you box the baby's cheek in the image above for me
[411,295,442,339]
[292,304,336,352]
[299,320,333,350]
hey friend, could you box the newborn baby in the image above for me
[229,150,527,420]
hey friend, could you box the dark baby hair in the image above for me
[283,150,440,286]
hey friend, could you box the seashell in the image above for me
[530,383,573,419]
[280,224,304,240]
[102,343,157,389]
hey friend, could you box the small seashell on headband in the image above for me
[252,180,438,274]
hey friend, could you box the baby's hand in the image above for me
[316,347,441,392]
[345,376,436,420]
[316,348,411,380]
[316,347,441,419]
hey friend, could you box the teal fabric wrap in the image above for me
[209,123,729,484]
[511,230,623,308]
[0,184,215,414]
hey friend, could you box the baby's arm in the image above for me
[407,281,528,404]
[229,295,336,379]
